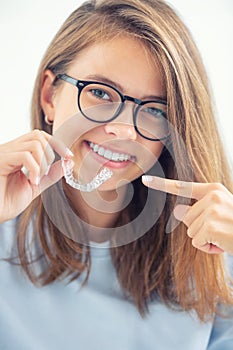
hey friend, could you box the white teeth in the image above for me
[112,152,120,161]
[104,150,112,160]
[98,147,105,156]
[93,144,98,152]
[88,142,132,162]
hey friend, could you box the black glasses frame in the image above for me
[55,73,168,141]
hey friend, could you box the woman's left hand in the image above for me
[142,175,233,255]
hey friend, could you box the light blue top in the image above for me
[0,219,233,350]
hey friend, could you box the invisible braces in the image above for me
[61,157,113,192]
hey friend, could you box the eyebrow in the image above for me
[84,74,167,102]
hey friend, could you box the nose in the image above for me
[104,104,137,140]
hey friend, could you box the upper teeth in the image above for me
[88,142,132,162]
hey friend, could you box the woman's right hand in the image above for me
[0,129,74,223]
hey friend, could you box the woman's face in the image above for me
[43,36,167,191]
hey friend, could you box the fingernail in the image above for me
[35,176,40,186]
[45,164,51,176]
[66,159,75,169]
[142,175,153,182]
[65,147,74,158]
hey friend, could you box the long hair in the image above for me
[16,0,233,321]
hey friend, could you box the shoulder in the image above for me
[208,306,233,349]
[207,254,233,348]
[0,217,18,233]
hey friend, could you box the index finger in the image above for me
[141,175,217,200]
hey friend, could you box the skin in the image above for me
[0,130,72,222]
[1,35,232,254]
[0,36,165,230]
[142,176,233,255]
[42,37,165,185]
[41,36,165,228]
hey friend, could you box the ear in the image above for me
[40,69,57,122]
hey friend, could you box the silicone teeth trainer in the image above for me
[61,157,113,192]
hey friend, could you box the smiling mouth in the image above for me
[87,141,135,163]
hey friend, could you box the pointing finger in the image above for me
[141,175,225,200]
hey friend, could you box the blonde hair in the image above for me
[16,0,233,321]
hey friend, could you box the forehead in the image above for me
[68,36,166,98]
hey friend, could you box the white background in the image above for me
[0,0,232,165]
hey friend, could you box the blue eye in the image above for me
[90,88,110,100]
[143,107,165,118]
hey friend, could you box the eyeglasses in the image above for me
[55,73,169,141]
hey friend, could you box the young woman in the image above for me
[0,0,233,349]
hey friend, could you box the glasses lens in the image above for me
[79,83,122,122]
[135,102,169,140]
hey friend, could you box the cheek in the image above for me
[53,87,79,130]
[142,140,164,160]
[150,143,164,166]
[52,114,72,133]
[137,141,164,172]
[151,143,164,158]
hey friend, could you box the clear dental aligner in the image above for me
[61,157,113,192]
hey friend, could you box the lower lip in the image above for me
[85,141,134,169]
